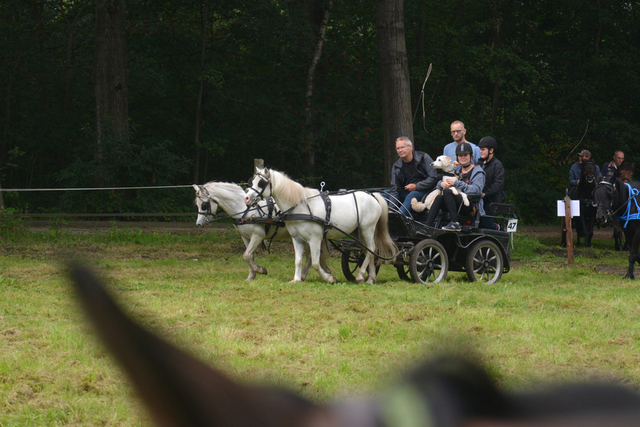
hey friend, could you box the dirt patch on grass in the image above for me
[595,265,627,275]
[531,247,628,276]
[518,225,616,240]
[535,247,605,259]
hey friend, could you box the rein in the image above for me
[620,183,640,227]
[595,180,640,226]
[248,173,395,261]
[197,190,281,227]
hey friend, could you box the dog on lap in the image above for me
[422,142,485,231]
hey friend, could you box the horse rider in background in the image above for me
[443,120,481,165]
[477,136,506,231]
[568,150,600,196]
[386,136,438,217]
[601,150,625,181]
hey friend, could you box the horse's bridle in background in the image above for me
[594,181,618,220]
[196,189,220,224]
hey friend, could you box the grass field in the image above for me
[1,222,640,426]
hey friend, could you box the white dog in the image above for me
[411,155,470,212]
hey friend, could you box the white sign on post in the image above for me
[557,200,580,217]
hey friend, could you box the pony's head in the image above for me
[620,162,634,183]
[245,168,307,208]
[193,184,218,227]
[581,159,597,185]
[593,180,618,224]
[244,167,272,206]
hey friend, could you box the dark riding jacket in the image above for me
[478,156,506,208]
[389,150,438,199]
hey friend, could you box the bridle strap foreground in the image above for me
[246,170,271,202]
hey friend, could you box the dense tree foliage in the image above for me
[0,0,638,222]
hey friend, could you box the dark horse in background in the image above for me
[594,176,640,279]
[561,159,598,248]
[611,162,634,250]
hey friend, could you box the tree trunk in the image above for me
[64,2,89,117]
[95,0,129,183]
[193,4,209,185]
[375,0,413,186]
[303,0,333,178]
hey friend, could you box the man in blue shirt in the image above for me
[443,120,481,165]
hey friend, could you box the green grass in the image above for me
[1,225,640,425]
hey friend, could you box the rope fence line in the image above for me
[0,213,197,218]
[0,184,201,219]
[0,184,195,192]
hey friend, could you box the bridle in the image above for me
[593,180,618,221]
[195,190,220,224]
[582,161,597,185]
[246,170,271,203]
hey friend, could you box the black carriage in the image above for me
[337,196,517,285]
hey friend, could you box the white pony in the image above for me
[244,168,396,284]
[193,183,328,282]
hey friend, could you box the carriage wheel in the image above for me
[396,264,411,281]
[465,240,503,284]
[340,248,379,282]
[409,239,448,284]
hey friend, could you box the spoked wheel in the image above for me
[396,264,411,281]
[465,240,504,284]
[409,239,448,284]
[341,248,379,282]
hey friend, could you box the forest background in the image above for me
[1,0,638,224]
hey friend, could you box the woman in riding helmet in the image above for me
[424,142,485,231]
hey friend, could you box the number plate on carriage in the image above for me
[506,219,518,232]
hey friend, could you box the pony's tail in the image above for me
[372,193,398,261]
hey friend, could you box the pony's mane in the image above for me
[204,181,242,190]
[203,181,245,197]
[269,169,318,206]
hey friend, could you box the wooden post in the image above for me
[254,159,264,174]
[564,196,574,264]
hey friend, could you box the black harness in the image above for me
[235,197,285,239]
[196,184,284,241]
[281,191,334,241]
[196,187,220,224]
[246,170,272,201]
[246,172,388,258]
[594,181,620,221]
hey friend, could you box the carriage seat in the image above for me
[489,203,516,216]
